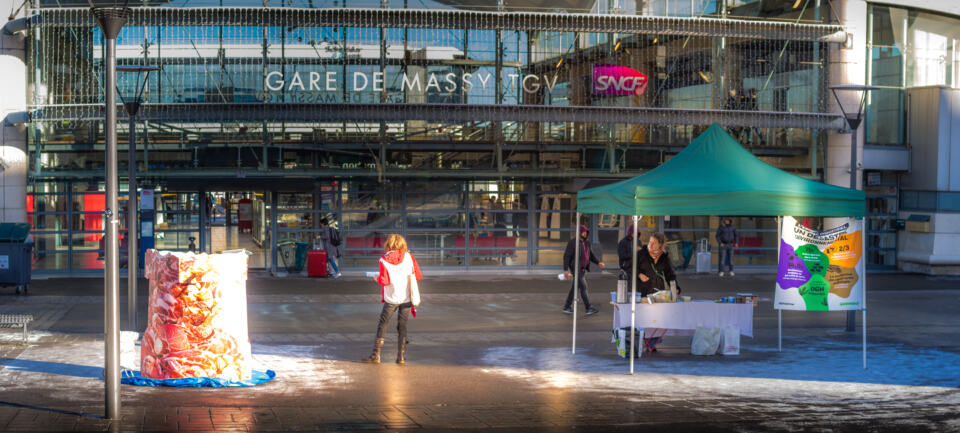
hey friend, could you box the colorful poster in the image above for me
[775,217,864,311]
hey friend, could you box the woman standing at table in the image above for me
[636,232,681,352]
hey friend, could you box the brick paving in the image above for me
[0,273,958,432]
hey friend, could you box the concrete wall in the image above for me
[898,87,960,273]
[898,212,960,274]
[902,86,960,192]
[0,0,28,223]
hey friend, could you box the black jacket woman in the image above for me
[636,232,681,298]
[636,232,681,352]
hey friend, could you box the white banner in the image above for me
[775,217,864,311]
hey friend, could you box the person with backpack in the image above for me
[319,218,342,278]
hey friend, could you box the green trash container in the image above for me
[0,223,33,295]
[294,242,308,272]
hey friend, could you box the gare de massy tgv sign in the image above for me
[262,65,647,102]
[263,69,561,102]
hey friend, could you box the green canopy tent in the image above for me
[569,123,866,373]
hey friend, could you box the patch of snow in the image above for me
[479,339,960,406]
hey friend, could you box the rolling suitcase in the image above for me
[307,249,328,277]
[695,238,711,274]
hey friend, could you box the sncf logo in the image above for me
[592,65,649,96]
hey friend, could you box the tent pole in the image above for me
[777,216,782,352]
[862,217,867,369]
[778,310,782,352]
[862,308,867,369]
[630,215,639,374]
[572,211,580,354]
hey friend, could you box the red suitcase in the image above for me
[307,250,328,277]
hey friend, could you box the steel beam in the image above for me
[32,103,845,130]
[32,7,846,42]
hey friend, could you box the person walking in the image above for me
[512,198,526,237]
[716,217,739,277]
[362,234,423,365]
[319,218,342,278]
[562,225,605,315]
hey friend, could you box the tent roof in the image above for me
[576,123,865,217]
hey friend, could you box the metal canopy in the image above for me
[30,102,845,129]
[30,7,846,42]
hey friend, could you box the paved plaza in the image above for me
[1,271,959,432]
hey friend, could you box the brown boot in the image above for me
[362,338,384,364]
[396,339,408,365]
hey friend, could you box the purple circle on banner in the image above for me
[777,240,812,289]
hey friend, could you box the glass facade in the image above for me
[866,4,960,145]
[25,0,836,272]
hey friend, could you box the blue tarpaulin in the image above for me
[121,369,276,387]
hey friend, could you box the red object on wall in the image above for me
[307,249,328,277]
[83,193,105,242]
[26,194,33,225]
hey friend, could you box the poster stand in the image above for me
[775,216,867,369]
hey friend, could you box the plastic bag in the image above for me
[719,324,740,355]
[690,326,721,355]
[649,290,672,303]
[615,327,643,358]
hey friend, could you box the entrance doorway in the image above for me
[204,191,268,269]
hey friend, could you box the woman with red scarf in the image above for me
[362,234,423,365]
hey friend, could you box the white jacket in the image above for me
[377,251,422,305]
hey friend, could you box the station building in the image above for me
[0,0,958,274]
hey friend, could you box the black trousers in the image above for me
[375,302,413,341]
[563,271,591,310]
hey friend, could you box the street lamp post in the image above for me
[829,84,878,333]
[118,65,158,334]
[89,0,130,421]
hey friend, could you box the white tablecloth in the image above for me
[610,292,754,337]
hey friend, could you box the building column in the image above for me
[825,0,868,194]
[0,2,29,223]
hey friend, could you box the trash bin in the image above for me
[665,240,682,268]
[277,240,297,272]
[0,223,33,295]
[294,242,308,272]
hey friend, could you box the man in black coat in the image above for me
[716,217,739,277]
[563,225,605,315]
[618,224,643,290]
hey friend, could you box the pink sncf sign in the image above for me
[592,65,649,96]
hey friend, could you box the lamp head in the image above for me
[88,0,130,39]
[828,84,880,130]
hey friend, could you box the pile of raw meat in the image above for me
[141,250,252,381]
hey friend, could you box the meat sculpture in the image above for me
[141,249,252,381]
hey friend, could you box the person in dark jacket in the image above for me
[562,225,605,315]
[724,89,745,141]
[716,217,739,277]
[636,232,681,298]
[618,224,643,290]
[636,232,680,352]
[744,89,766,145]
